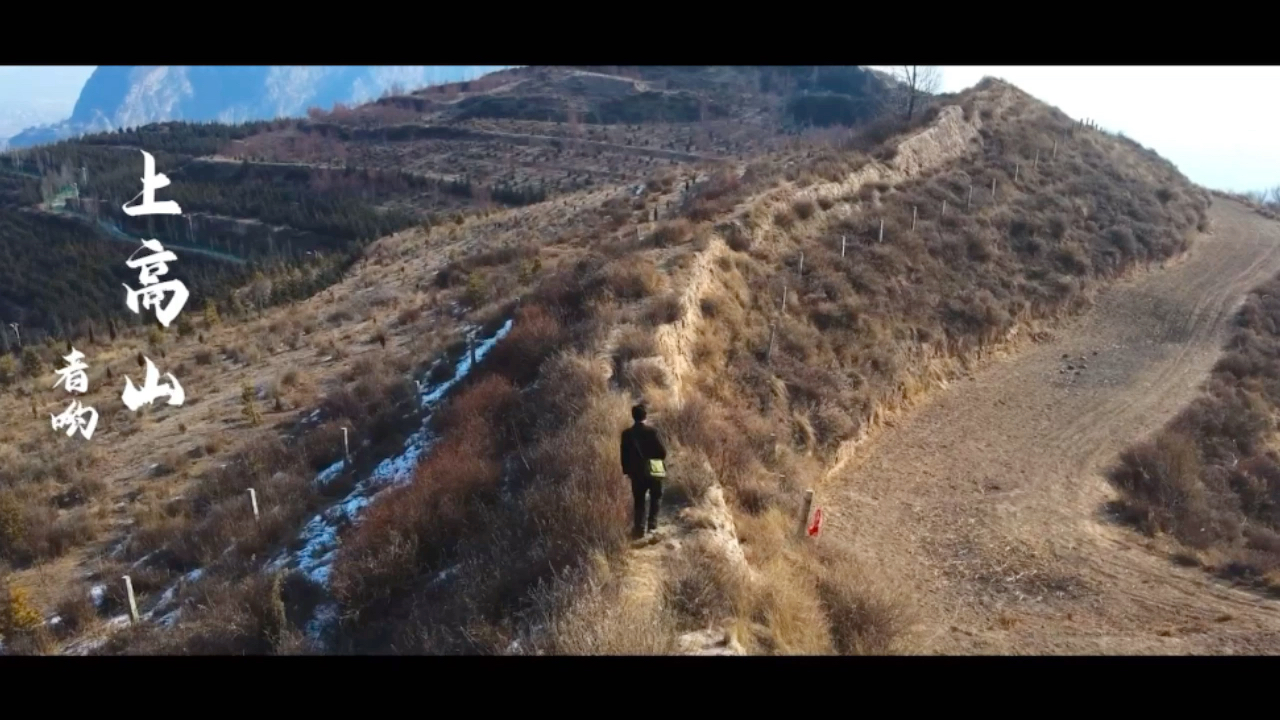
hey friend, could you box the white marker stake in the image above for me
[878,218,884,243]
[841,235,847,257]
[123,575,140,623]
[798,251,804,276]
[912,205,918,231]
[342,427,350,466]
[249,488,260,523]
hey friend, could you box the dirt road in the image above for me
[824,200,1280,654]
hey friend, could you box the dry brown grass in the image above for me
[647,219,695,248]
[0,211,506,649]
[96,571,312,655]
[663,535,752,632]
[808,539,917,654]
[524,556,679,655]
[641,293,683,326]
[610,80,1201,655]
[1108,272,1280,595]
[725,508,916,654]
[1,76,1212,656]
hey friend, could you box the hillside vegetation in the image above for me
[0,71,1213,655]
[1108,271,1280,595]
[0,66,895,346]
[314,79,1208,654]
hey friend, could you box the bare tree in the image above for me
[249,274,273,313]
[1245,186,1280,208]
[566,107,582,139]
[892,66,942,123]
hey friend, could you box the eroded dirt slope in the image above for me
[824,200,1280,654]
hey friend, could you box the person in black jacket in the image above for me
[620,404,667,537]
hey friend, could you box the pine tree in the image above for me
[241,382,261,426]
[0,491,23,551]
[204,298,222,328]
[20,346,43,378]
[0,355,16,386]
[1,584,43,637]
[466,273,488,306]
[176,314,194,338]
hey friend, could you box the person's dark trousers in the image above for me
[630,475,663,534]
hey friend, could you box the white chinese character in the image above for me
[122,239,188,327]
[51,400,98,440]
[127,238,179,285]
[52,348,90,394]
[121,356,185,411]
[123,281,190,328]
[122,150,182,216]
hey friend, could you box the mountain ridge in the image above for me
[7,66,509,149]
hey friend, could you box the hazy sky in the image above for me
[0,65,95,105]
[3,66,1276,193]
[932,66,1279,194]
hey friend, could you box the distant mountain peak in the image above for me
[8,66,508,149]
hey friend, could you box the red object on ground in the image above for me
[807,508,823,537]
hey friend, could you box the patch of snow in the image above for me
[268,319,514,644]
[427,564,460,589]
[314,459,345,487]
[128,551,155,570]
[140,566,208,626]
[155,609,181,628]
[306,602,339,646]
[90,585,106,608]
[62,614,133,656]
[143,585,179,621]
[109,538,128,558]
